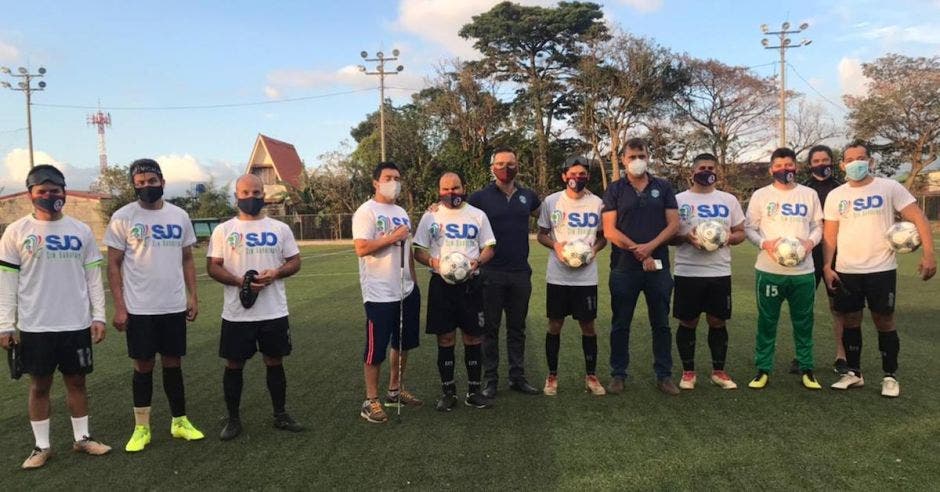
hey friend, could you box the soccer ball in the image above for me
[562,239,594,268]
[693,220,728,252]
[885,221,921,254]
[439,251,472,284]
[774,237,807,267]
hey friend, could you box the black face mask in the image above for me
[772,169,796,185]
[566,177,588,192]
[692,170,717,186]
[33,195,65,213]
[135,185,164,204]
[237,197,265,216]
[440,193,466,209]
[811,165,833,179]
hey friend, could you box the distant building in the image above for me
[0,190,111,243]
[245,134,304,215]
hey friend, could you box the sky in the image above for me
[1,0,938,196]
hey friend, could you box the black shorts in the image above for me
[126,311,187,359]
[363,286,421,365]
[546,283,598,321]
[672,276,732,321]
[426,274,485,336]
[219,316,292,361]
[812,246,836,298]
[19,328,94,376]
[832,270,896,314]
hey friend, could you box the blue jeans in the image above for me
[609,268,674,380]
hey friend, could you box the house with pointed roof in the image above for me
[245,133,305,215]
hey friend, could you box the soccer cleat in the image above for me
[584,375,606,396]
[125,425,152,452]
[656,378,680,396]
[543,374,558,396]
[464,392,493,409]
[710,370,738,390]
[801,371,822,390]
[72,436,111,456]
[679,371,696,390]
[748,372,769,389]
[830,371,864,390]
[606,376,625,395]
[273,412,304,432]
[384,389,424,408]
[833,358,848,375]
[171,416,205,441]
[435,392,458,412]
[21,447,52,470]
[881,376,900,398]
[360,399,388,423]
[219,417,242,440]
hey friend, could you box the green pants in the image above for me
[754,271,816,373]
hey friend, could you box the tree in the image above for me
[459,1,608,192]
[844,54,940,189]
[90,164,136,220]
[167,180,235,218]
[787,98,841,160]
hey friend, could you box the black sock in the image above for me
[162,366,186,418]
[843,327,863,374]
[545,333,560,375]
[708,326,729,371]
[223,367,243,419]
[132,370,153,408]
[878,330,899,376]
[676,326,696,372]
[465,344,483,394]
[266,364,287,415]
[582,335,598,375]
[437,345,456,394]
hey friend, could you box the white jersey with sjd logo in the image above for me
[538,190,603,286]
[105,201,197,314]
[413,203,496,272]
[207,217,300,322]
[745,184,822,276]
[352,199,415,303]
[824,177,916,274]
[675,189,744,277]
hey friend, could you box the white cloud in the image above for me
[263,85,281,99]
[0,40,18,63]
[838,57,870,98]
[263,63,426,100]
[153,153,239,197]
[859,23,940,44]
[0,148,99,194]
[617,0,663,13]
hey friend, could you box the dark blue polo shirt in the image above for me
[469,183,540,273]
[601,174,677,271]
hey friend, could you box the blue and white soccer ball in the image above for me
[774,237,807,267]
[886,221,921,254]
[439,251,472,284]
[693,220,728,252]
[562,239,594,268]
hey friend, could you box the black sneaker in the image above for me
[788,358,800,375]
[435,393,458,412]
[220,417,242,441]
[833,358,848,375]
[273,412,304,432]
[464,392,493,409]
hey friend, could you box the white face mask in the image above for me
[627,159,648,177]
[378,181,401,200]
[844,160,870,181]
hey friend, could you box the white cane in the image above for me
[397,239,405,419]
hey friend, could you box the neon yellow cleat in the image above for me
[748,372,769,389]
[801,371,822,390]
[125,425,151,453]
[171,416,205,441]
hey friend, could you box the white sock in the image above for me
[30,419,51,449]
[70,415,89,442]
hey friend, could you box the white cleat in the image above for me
[881,376,900,398]
[830,371,864,390]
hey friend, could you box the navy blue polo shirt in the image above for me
[601,174,677,271]
[469,183,540,272]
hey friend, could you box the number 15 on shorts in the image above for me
[764,284,779,297]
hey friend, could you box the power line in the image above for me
[0,127,27,134]
[787,62,848,113]
[31,88,376,111]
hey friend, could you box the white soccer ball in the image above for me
[693,220,729,252]
[439,251,472,285]
[562,239,594,268]
[885,221,921,254]
[774,237,807,267]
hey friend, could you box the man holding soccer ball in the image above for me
[414,172,496,411]
[671,153,746,390]
[536,158,607,396]
[822,141,936,397]
[744,147,823,390]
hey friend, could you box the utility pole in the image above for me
[1,66,47,168]
[761,22,811,148]
[358,49,404,162]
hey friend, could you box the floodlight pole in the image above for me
[1,66,47,168]
[760,23,811,148]
[358,50,404,162]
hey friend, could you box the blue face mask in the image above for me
[772,169,795,185]
[844,161,870,181]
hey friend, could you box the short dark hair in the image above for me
[372,161,400,181]
[807,145,833,164]
[622,138,648,155]
[561,155,590,174]
[129,158,164,182]
[692,153,717,166]
[843,139,871,159]
[26,164,66,190]
[489,146,517,164]
[770,147,797,162]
